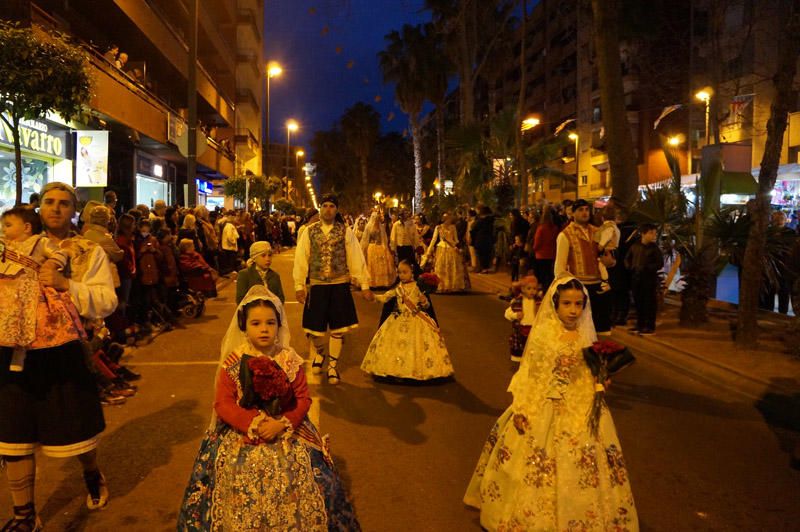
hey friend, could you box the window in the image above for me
[581,175,588,186]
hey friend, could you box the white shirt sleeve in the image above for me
[425,226,439,257]
[68,245,118,319]
[554,232,570,278]
[345,226,370,290]
[292,228,311,292]
[504,305,518,322]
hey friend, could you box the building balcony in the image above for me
[236,88,260,112]
[234,128,260,159]
[237,7,262,44]
[237,49,262,81]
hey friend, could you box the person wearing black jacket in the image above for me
[470,206,496,273]
[624,223,663,335]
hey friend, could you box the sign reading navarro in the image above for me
[0,114,67,158]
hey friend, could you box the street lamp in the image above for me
[695,89,712,146]
[568,132,580,199]
[521,115,541,132]
[285,119,299,197]
[668,135,681,147]
[265,61,283,176]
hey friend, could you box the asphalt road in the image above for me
[2,250,798,531]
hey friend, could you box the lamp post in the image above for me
[285,119,298,198]
[569,132,580,199]
[695,89,712,146]
[265,61,282,176]
[296,150,305,205]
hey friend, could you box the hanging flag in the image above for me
[653,104,683,130]
[730,93,755,123]
[554,118,576,136]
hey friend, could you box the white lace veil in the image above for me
[208,285,291,429]
[508,275,597,402]
[360,210,388,252]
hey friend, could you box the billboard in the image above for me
[75,131,109,187]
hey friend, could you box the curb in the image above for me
[613,329,798,400]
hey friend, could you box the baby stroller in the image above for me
[171,282,206,319]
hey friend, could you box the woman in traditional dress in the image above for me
[361,260,453,381]
[464,276,638,531]
[177,286,360,531]
[360,209,396,288]
[423,212,466,293]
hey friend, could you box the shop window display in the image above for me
[0,153,50,210]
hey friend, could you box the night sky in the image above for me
[263,0,428,150]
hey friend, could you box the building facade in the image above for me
[2,0,264,211]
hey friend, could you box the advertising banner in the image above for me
[75,131,109,187]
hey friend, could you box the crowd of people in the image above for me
[4,182,797,530]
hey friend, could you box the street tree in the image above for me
[222,175,278,210]
[418,23,451,193]
[736,0,800,347]
[310,127,360,209]
[0,21,90,205]
[379,24,430,212]
[341,102,380,210]
[590,0,640,211]
[426,0,515,125]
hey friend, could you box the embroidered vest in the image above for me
[563,222,601,283]
[308,222,349,282]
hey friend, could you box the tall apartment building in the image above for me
[485,0,800,209]
[1,0,263,211]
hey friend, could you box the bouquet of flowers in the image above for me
[417,272,440,295]
[238,354,293,416]
[583,340,635,437]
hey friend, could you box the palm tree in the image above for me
[341,102,380,210]
[379,24,429,212]
[419,23,451,194]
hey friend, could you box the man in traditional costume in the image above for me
[390,209,421,268]
[0,182,118,530]
[293,194,373,384]
[554,199,614,334]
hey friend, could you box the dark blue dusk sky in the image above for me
[264,0,428,150]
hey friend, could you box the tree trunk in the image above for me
[12,114,23,206]
[436,106,445,193]
[410,116,423,213]
[736,0,800,347]
[361,154,369,210]
[590,0,639,212]
[457,1,475,125]
[515,0,528,207]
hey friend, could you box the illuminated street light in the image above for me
[296,149,305,158]
[373,191,383,202]
[695,89,712,146]
[265,61,284,176]
[668,135,681,147]
[568,132,580,199]
[521,115,541,132]
[285,119,299,197]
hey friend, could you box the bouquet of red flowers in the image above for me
[417,272,440,295]
[582,340,635,437]
[238,354,293,416]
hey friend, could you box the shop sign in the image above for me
[75,131,109,187]
[0,113,67,158]
[196,178,213,195]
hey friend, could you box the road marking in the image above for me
[131,361,219,366]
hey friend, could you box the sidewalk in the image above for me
[469,266,800,400]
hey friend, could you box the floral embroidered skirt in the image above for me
[433,246,466,292]
[177,419,360,531]
[464,402,639,531]
[361,312,454,380]
[366,244,397,288]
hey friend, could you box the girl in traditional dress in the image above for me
[423,212,466,293]
[177,286,360,531]
[464,276,638,531]
[361,260,453,381]
[360,209,396,288]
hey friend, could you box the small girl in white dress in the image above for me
[361,260,454,381]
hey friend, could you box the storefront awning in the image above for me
[721,171,758,195]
